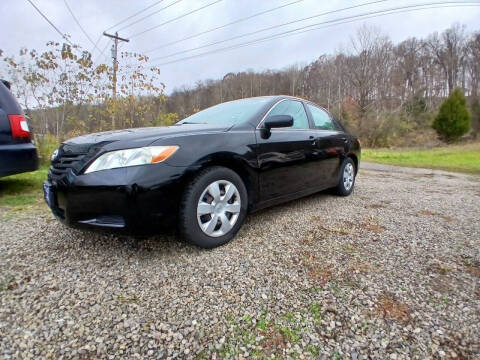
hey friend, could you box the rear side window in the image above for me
[0,81,23,115]
[306,104,335,130]
[269,100,309,129]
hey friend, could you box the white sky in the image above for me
[1,0,479,94]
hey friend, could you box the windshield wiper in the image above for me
[177,121,206,125]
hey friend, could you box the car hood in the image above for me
[64,123,232,150]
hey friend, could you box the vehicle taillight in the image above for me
[8,114,30,139]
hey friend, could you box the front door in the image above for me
[255,99,318,201]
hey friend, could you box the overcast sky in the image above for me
[1,0,479,94]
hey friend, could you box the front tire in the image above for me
[178,166,248,248]
[335,158,356,196]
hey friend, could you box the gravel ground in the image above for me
[1,162,479,360]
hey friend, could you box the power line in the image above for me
[116,0,185,32]
[130,0,224,38]
[95,39,111,63]
[150,0,392,61]
[144,0,307,54]
[90,34,103,56]
[97,0,220,58]
[151,2,480,67]
[25,0,72,45]
[152,0,478,63]
[96,0,181,60]
[251,3,480,49]
[105,0,167,32]
[63,0,100,53]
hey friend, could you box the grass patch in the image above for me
[0,166,48,208]
[418,210,455,223]
[256,314,270,331]
[218,342,239,358]
[362,142,480,174]
[361,216,386,233]
[0,276,17,291]
[307,344,322,356]
[117,294,139,304]
[309,302,322,323]
[464,260,480,277]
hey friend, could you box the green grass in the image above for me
[1,143,477,212]
[0,166,48,208]
[309,302,322,323]
[362,143,480,174]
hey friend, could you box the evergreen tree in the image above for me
[471,98,480,137]
[433,88,471,141]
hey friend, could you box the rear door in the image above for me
[305,103,347,188]
[255,99,319,201]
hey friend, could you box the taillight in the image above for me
[8,114,30,139]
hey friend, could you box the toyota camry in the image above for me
[44,96,360,248]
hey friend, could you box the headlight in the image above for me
[84,146,179,174]
[51,149,59,161]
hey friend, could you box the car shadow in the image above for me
[48,188,341,263]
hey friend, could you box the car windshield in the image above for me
[177,98,271,126]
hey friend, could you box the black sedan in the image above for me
[44,96,360,248]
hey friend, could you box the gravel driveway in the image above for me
[1,163,479,359]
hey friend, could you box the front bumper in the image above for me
[44,163,187,234]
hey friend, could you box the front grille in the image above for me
[48,143,101,182]
[49,153,87,180]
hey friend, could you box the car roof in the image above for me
[242,95,304,101]
[240,95,319,105]
[243,95,330,112]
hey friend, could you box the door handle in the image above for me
[309,135,317,145]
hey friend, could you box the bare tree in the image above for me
[428,23,467,95]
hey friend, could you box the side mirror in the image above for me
[1,79,11,90]
[264,115,293,129]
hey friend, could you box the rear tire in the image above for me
[178,166,248,249]
[335,158,356,196]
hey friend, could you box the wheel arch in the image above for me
[346,153,359,174]
[181,152,258,210]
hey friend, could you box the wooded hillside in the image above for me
[1,24,479,148]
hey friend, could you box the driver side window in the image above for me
[268,100,309,129]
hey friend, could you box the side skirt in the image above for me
[249,184,329,213]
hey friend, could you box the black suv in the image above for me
[0,80,38,177]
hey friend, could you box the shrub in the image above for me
[153,113,179,126]
[35,134,60,165]
[433,88,471,142]
[471,98,480,137]
[404,95,427,117]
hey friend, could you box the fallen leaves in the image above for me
[376,294,411,324]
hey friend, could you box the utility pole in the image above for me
[103,31,129,129]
